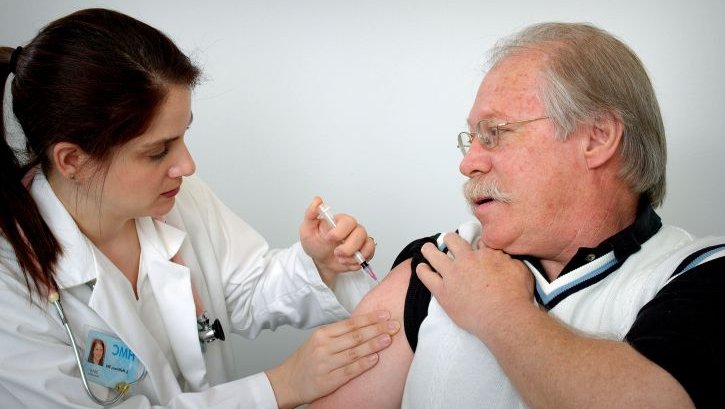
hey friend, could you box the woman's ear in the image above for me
[51,142,88,180]
[581,110,624,169]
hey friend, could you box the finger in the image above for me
[416,262,443,297]
[324,213,356,241]
[334,225,368,258]
[324,310,391,338]
[441,232,473,257]
[331,331,393,369]
[333,241,375,267]
[328,319,399,356]
[327,352,380,390]
[357,235,376,261]
[334,258,366,271]
[364,235,376,258]
[303,196,324,223]
[420,242,451,271]
[477,236,487,250]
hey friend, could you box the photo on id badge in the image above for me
[83,329,143,389]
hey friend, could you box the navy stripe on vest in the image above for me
[669,244,725,280]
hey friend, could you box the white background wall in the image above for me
[3,0,724,379]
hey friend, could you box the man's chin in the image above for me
[478,228,513,252]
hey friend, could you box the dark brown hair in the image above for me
[1,8,200,297]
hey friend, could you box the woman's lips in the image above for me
[161,187,180,198]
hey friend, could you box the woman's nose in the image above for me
[168,143,196,178]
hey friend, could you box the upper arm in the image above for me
[310,260,414,409]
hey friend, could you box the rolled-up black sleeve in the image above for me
[626,256,725,408]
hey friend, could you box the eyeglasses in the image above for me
[457,116,549,155]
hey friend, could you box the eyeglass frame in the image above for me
[457,116,550,155]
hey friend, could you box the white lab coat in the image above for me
[0,173,373,408]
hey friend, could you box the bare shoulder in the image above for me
[355,258,412,316]
[310,259,414,409]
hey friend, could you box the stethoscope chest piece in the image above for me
[197,312,225,352]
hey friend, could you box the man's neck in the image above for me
[539,189,640,281]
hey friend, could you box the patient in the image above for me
[310,22,725,409]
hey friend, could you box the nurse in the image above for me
[0,8,397,408]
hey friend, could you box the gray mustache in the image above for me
[463,178,513,204]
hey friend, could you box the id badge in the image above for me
[83,330,142,389]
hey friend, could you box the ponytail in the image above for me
[1,46,61,297]
[1,8,200,299]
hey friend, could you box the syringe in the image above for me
[318,204,378,281]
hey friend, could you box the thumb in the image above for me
[299,196,324,239]
[302,196,324,224]
[415,262,443,298]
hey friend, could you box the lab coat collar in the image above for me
[138,214,186,262]
[29,172,97,289]
[29,172,187,289]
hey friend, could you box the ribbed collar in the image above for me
[522,199,662,280]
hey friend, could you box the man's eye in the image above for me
[486,127,502,137]
[495,126,513,134]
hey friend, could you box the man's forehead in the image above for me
[468,53,546,123]
[482,53,545,98]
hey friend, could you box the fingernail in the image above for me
[378,334,392,346]
[387,321,400,333]
[377,310,390,320]
[368,353,379,362]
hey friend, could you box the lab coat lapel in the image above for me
[136,217,210,392]
[88,252,182,403]
[31,172,208,396]
[30,172,182,402]
[29,173,96,288]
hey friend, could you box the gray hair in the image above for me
[489,23,666,207]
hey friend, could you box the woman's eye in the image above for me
[149,146,169,160]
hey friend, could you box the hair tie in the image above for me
[9,46,23,74]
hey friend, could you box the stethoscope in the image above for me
[48,281,225,405]
[23,168,226,404]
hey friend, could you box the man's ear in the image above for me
[51,142,89,180]
[582,110,624,169]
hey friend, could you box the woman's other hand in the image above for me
[265,310,400,409]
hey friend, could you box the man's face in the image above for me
[460,52,589,259]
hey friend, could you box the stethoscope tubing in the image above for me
[50,292,146,406]
[47,265,220,406]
